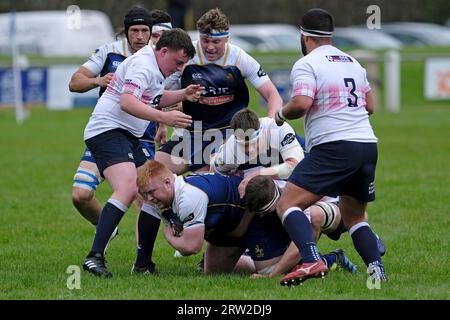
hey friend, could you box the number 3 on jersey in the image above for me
[344,78,358,107]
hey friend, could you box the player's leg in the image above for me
[132,143,161,274]
[82,131,140,277]
[72,155,102,225]
[340,142,386,281]
[276,182,327,285]
[204,242,254,274]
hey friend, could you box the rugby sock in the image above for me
[282,207,320,263]
[135,209,161,267]
[321,253,337,268]
[349,222,382,266]
[89,199,127,256]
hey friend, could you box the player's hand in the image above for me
[274,109,285,127]
[184,84,204,102]
[97,73,114,88]
[163,110,192,128]
[238,172,258,198]
[155,123,168,145]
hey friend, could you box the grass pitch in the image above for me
[0,56,449,299]
[1,102,448,300]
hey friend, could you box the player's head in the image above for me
[124,6,152,53]
[230,108,261,156]
[155,28,195,77]
[196,8,230,61]
[300,8,334,56]
[137,160,175,209]
[245,176,281,217]
[149,9,172,45]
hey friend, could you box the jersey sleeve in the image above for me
[277,122,304,161]
[177,185,209,229]
[121,55,152,100]
[362,68,371,93]
[235,49,270,89]
[82,44,109,75]
[290,59,316,99]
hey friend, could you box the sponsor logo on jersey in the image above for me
[257,66,267,77]
[281,133,295,146]
[112,60,121,68]
[255,245,264,259]
[151,94,162,106]
[199,95,234,105]
[182,213,195,223]
[127,153,134,160]
[326,55,353,63]
[192,73,203,79]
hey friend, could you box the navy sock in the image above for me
[89,200,126,256]
[283,208,320,263]
[321,253,337,268]
[350,223,382,266]
[135,211,161,267]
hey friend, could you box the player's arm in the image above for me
[69,66,113,93]
[256,81,283,118]
[265,241,300,277]
[365,90,375,115]
[163,224,205,256]
[275,95,313,126]
[120,93,192,128]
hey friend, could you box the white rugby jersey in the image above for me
[84,45,165,140]
[212,117,304,175]
[290,45,377,152]
[171,175,208,229]
[83,37,132,75]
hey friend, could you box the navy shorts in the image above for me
[159,128,228,172]
[84,129,148,177]
[244,211,290,261]
[81,141,155,164]
[289,141,378,202]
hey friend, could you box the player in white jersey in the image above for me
[69,6,153,229]
[273,8,386,286]
[81,29,204,278]
[156,8,282,175]
[211,108,305,198]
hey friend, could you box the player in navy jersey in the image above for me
[274,9,386,286]
[137,160,256,273]
[133,8,284,272]
[156,8,282,175]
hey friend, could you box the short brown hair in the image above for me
[196,8,230,34]
[230,108,260,132]
[137,160,172,191]
[245,175,277,213]
[155,28,195,59]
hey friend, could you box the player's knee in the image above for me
[71,187,94,205]
[315,201,340,233]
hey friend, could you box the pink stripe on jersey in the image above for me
[313,85,367,111]
[291,82,316,99]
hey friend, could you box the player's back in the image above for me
[184,173,245,232]
[292,45,377,151]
